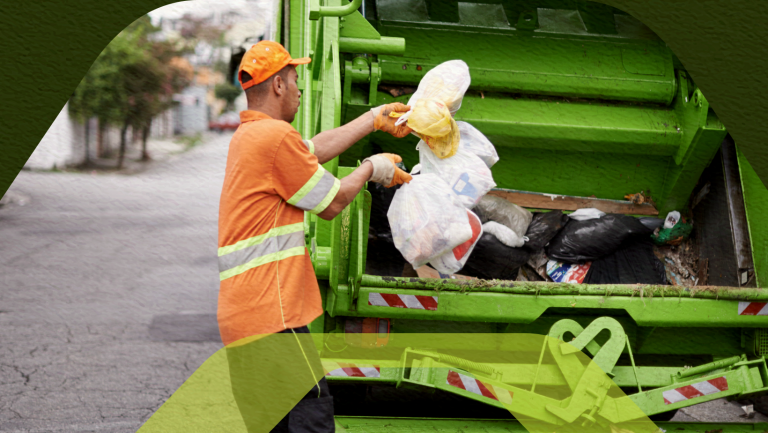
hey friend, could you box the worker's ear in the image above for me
[272,74,285,97]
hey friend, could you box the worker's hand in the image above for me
[363,153,413,188]
[371,103,413,138]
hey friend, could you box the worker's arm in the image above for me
[271,130,410,221]
[317,162,373,220]
[310,114,375,164]
[310,103,413,164]
[317,154,412,221]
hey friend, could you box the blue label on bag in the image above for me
[546,260,591,284]
[452,172,478,198]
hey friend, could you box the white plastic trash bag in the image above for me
[482,221,528,248]
[429,210,483,275]
[569,208,606,221]
[457,121,499,168]
[394,60,471,160]
[388,174,473,268]
[396,60,471,125]
[419,141,496,209]
[472,195,532,237]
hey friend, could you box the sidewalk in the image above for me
[28,133,212,176]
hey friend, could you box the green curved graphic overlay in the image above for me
[139,331,663,433]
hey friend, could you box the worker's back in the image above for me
[217,111,322,346]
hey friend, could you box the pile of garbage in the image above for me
[382,60,693,285]
[385,61,499,275]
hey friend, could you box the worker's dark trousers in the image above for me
[227,326,334,433]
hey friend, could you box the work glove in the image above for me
[363,153,413,188]
[371,103,413,138]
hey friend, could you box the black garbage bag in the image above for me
[583,237,667,285]
[368,160,410,241]
[462,233,530,280]
[638,217,664,231]
[546,214,653,263]
[524,211,569,251]
[368,182,401,241]
[367,182,406,276]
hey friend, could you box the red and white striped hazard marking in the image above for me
[662,377,728,405]
[446,370,513,404]
[738,302,768,315]
[323,361,380,378]
[368,292,438,311]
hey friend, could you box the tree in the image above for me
[214,82,242,112]
[137,51,193,161]
[68,80,95,166]
[176,14,229,66]
[69,15,192,167]
[72,27,145,163]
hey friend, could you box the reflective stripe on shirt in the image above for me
[302,139,315,154]
[218,223,306,281]
[287,165,340,214]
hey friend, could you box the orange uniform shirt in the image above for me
[217,111,340,346]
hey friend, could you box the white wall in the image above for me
[176,86,209,135]
[24,103,86,170]
[151,109,175,138]
[24,103,176,170]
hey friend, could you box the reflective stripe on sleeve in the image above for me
[287,166,340,214]
[303,139,315,154]
[218,223,306,281]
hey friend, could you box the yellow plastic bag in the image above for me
[406,98,460,159]
[403,60,471,116]
[407,99,452,137]
[395,60,470,159]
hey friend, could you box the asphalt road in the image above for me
[0,133,230,432]
[1,132,766,432]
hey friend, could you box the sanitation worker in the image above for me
[218,40,412,432]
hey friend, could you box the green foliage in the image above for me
[174,132,203,151]
[69,14,192,131]
[214,82,242,111]
[68,14,194,167]
[212,59,229,76]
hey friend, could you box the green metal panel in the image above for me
[658,77,727,211]
[377,26,676,104]
[328,168,354,292]
[457,93,680,156]
[738,145,768,288]
[347,285,767,328]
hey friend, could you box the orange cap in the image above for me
[238,41,311,90]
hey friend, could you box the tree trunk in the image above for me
[84,118,90,165]
[97,119,105,158]
[141,119,151,161]
[118,122,129,169]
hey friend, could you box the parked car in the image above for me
[209,111,240,132]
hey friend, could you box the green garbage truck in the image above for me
[235,0,768,430]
